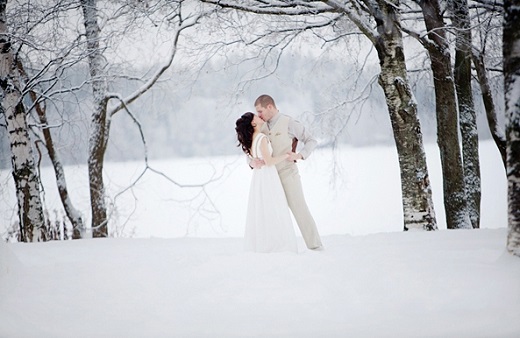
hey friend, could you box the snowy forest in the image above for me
[1,0,518,248]
[1,1,520,336]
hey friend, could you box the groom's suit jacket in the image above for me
[261,113,317,168]
[263,115,294,172]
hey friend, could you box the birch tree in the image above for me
[364,0,437,230]
[0,0,46,242]
[451,0,481,229]
[0,0,216,239]
[3,0,91,240]
[202,0,437,231]
[80,0,109,237]
[80,0,210,237]
[504,0,520,255]
[17,60,85,239]
[409,0,471,229]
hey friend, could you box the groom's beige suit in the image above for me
[262,113,322,249]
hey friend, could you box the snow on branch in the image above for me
[400,25,436,50]
[201,0,333,15]
[206,0,376,42]
[320,1,377,43]
[470,0,503,12]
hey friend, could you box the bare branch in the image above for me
[200,0,334,15]
[108,7,209,116]
[320,0,377,43]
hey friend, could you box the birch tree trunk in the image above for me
[81,0,110,238]
[504,0,520,256]
[417,0,471,229]
[0,0,46,242]
[78,1,202,237]
[451,0,481,228]
[16,61,85,239]
[374,0,436,230]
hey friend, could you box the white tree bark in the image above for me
[80,0,110,238]
[17,60,85,239]
[0,0,46,242]
[504,0,520,256]
[79,0,207,237]
[452,0,481,229]
[372,0,436,230]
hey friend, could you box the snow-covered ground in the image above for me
[1,140,519,337]
[1,229,520,337]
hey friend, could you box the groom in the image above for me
[251,94,323,250]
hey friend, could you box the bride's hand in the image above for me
[250,158,265,169]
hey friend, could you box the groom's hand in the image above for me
[287,152,303,162]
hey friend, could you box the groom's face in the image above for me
[256,104,274,122]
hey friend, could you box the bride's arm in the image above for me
[259,137,288,166]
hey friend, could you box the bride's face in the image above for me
[252,114,264,128]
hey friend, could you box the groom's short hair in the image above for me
[255,94,276,108]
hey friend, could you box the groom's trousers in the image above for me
[278,164,322,249]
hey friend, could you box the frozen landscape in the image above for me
[1,140,520,337]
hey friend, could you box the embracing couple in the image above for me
[235,94,323,253]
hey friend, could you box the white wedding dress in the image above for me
[244,133,298,253]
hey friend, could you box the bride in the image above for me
[235,112,298,253]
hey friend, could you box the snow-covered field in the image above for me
[2,228,520,337]
[1,140,519,337]
[0,141,508,238]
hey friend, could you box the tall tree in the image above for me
[504,0,520,256]
[80,0,208,237]
[202,0,437,231]
[0,0,46,242]
[413,0,471,229]
[17,60,85,239]
[1,0,93,240]
[362,0,437,230]
[451,0,481,228]
[80,0,109,237]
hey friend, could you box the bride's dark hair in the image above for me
[235,112,255,156]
